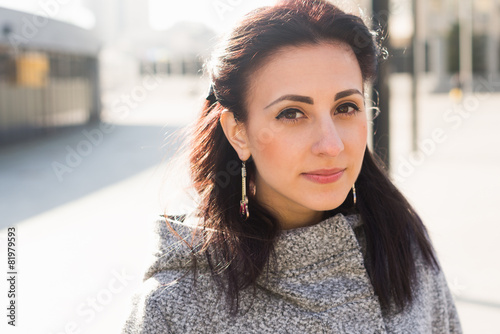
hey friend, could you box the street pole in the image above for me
[459,0,473,94]
[372,0,391,169]
[411,0,425,153]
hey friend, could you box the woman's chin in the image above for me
[300,200,347,213]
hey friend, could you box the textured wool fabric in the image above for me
[122,213,462,333]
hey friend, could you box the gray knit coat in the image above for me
[122,213,462,333]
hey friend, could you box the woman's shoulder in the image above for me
[382,239,463,332]
[122,214,219,333]
[122,268,215,333]
[352,214,462,332]
[142,214,208,280]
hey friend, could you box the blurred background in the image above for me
[0,0,499,332]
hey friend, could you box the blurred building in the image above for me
[391,0,500,92]
[83,0,216,88]
[427,0,499,90]
[0,7,100,143]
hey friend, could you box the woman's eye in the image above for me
[276,108,304,120]
[336,102,360,115]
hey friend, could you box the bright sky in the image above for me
[0,0,412,39]
[149,0,412,39]
[149,0,277,33]
[0,0,95,29]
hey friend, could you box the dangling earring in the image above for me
[352,184,357,205]
[239,161,249,220]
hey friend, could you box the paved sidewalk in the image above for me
[0,76,204,333]
[390,74,500,333]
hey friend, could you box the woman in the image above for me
[123,0,462,332]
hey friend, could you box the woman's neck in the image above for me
[253,176,327,230]
[266,205,325,230]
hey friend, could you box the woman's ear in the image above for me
[220,110,252,161]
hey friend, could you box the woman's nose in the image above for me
[311,118,344,157]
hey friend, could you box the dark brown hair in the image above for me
[184,0,438,316]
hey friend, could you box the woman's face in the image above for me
[225,42,368,228]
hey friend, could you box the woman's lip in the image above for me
[303,168,345,175]
[301,168,345,184]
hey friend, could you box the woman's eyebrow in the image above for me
[334,89,363,100]
[264,89,363,109]
[264,94,313,109]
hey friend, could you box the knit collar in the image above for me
[146,212,364,284]
[253,212,372,312]
[267,212,363,273]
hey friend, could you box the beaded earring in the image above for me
[239,161,249,220]
[352,184,357,205]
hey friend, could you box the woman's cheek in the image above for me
[249,128,303,178]
[251,132,287,166]
[351,122,368,172]
[248,118,290,153]
[345,119,367,146]
[356,124,368,149]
